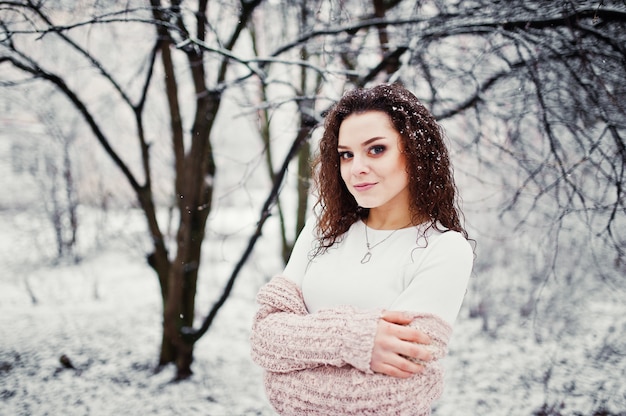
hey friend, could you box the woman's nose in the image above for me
[351,154,369,175]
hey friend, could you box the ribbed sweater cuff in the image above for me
[335,307,381,373]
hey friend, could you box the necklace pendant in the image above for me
[360,251,372,264]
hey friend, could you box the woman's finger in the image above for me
[396,341,433,363]
[387,321,432,346]
[381,311,433,345]
[380,310,414,325]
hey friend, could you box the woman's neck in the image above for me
[365,207,430,230]
[365,211,414,230]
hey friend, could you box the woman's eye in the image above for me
[338,151,353,160]
[369,145,386,155]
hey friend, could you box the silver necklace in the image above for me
[360,219,412,264]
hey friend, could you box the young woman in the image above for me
[250,83,473,415]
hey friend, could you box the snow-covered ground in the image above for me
[1,208,625,416]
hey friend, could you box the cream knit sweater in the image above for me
[250,276,452,415]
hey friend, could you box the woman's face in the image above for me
[337,110,410,218]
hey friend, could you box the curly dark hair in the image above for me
[312,83,468,252]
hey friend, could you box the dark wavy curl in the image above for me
[312,83,468,253]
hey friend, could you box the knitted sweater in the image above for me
[250,276,452,416]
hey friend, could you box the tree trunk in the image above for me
[159,80,217,378]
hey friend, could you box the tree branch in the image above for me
[1,55,142,192]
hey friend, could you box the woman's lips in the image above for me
[353,182,376,191]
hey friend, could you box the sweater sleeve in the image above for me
[260,309,452,415]
[250,275,380,374]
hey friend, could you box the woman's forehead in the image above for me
[337,111,398,145]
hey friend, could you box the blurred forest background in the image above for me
[1,0,625,415]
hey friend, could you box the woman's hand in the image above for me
[370,310,433,378]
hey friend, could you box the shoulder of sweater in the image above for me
[428,227,470,246]
[417,229,473,264]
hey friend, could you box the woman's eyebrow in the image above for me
[337,136,386,149]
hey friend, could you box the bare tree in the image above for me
[0,0,268,379]
[37,109,80,262]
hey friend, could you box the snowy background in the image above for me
[1,2,625,414]
[1,199,625,415]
